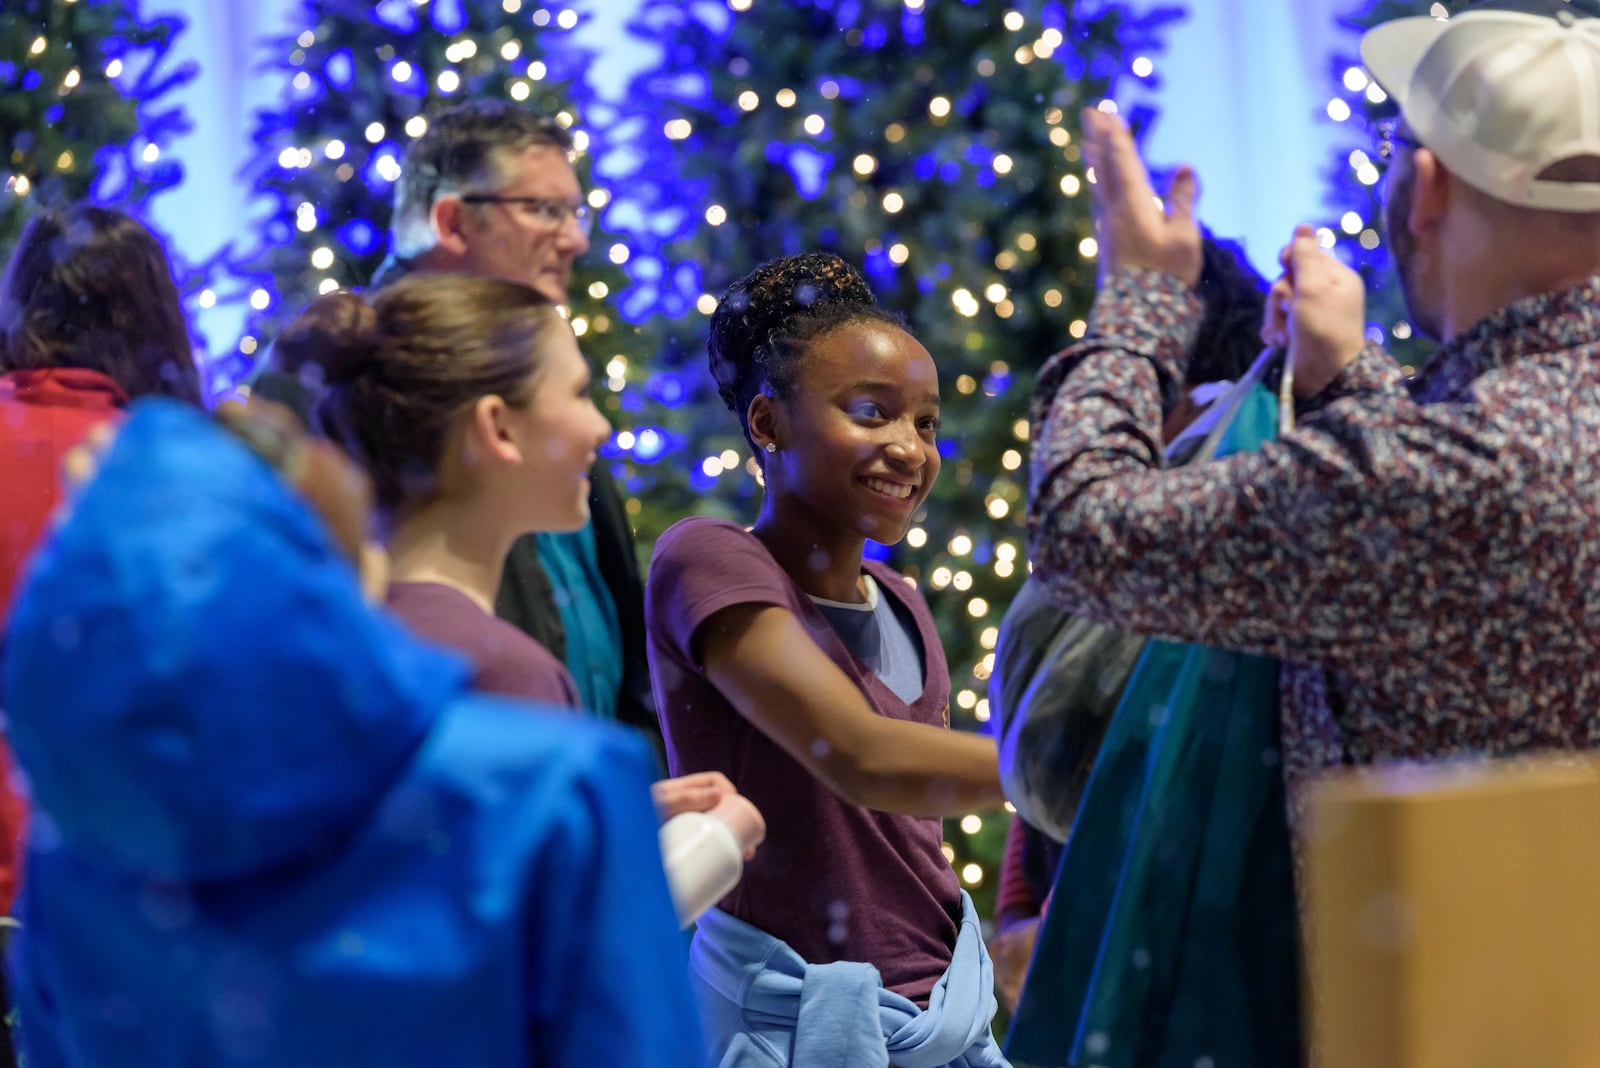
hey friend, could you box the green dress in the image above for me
[1005,383,1302,1068]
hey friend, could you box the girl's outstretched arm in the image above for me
[699,602,1006,818]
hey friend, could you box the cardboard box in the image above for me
[1306,758,1600,1068]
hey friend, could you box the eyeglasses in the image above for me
[459,194,593,237]
[1375,119,1419,161]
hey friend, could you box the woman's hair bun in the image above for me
[708,251,874,376]
[271,290,382,387]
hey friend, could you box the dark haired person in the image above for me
[261,100,659,758]
[989,233,1272,1011]
[1030,0,1600,848]
[646,252,1009,1065]
[0,204,202,913]
[0,204,203,608]
[0,396,701,1066]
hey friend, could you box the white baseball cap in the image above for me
[1362,0,1600,212]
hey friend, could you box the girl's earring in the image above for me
[764,442,778,454]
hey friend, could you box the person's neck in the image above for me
[386,496,517,615]
[751,496,868,604]
[1444,268,1597,341]
[409,246,470,273]
[1439,223,1600,341]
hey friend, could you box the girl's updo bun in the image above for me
[272,290,384,389]
[707,252,904,455]
[273,274,564,513]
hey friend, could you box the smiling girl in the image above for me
[646,253,1008,1066]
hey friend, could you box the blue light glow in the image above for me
[901,10,924,46]
[983,369,1013,394]
[361,143,401,191]
[372,0,419,33]
[633,427,667,462]
[336,219,381,256]
[648,373,687,407]
[782,144,833,200]
[429,0,467,34]
[91,148,131,201]
[325,49,354,90]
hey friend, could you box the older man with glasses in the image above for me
[259,101,662,767]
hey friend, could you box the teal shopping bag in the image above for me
[1006,380,1301,1068]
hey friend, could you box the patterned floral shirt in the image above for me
[1027,266,1600,802]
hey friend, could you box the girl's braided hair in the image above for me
[708,252,906,454]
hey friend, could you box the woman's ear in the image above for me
[462,394,523,467]
[746,392,780,453]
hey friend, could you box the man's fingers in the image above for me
[1079,108,1136,205]
[1099,109,1156,207]
[1166,165,1198,222]
[1079,108,1110,204]
[1262,276,1293,348]
[1286,226,1333,296]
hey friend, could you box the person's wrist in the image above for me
[1291,342,1365,399]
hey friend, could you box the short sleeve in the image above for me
[647,519,798,669]
[474,636,582,710]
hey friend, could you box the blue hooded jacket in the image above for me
[1,400,701,1067]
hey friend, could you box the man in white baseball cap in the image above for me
[1025,0,1600,855]
[1361,0,1600,340]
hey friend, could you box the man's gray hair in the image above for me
[389,100,574,260]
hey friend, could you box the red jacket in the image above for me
[0,367,126,910]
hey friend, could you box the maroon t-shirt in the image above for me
[646,517,961,1001]
[387,581,580,708]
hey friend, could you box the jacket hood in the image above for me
[2,400,471,880]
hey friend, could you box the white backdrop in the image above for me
[145,0,1356,347]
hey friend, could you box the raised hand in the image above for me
[1079,107,1203,287]
[1261,225,1367,398]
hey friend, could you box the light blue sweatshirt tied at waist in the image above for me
[690,889,1011,1068]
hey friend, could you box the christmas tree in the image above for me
[613,0,1181,913]
[224,0,680,473]
[0,0,191,254]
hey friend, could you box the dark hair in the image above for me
[272,273,565,513]
[708,252,906,453]
[1188,232,1270,387]
[390,100,575,259]
[0,205,202,404]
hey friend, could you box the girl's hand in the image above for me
[651,771,738,822]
